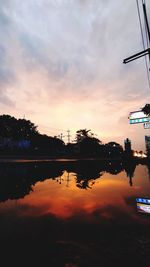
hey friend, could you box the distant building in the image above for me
[124,138,131,152]
[145,136,150,157]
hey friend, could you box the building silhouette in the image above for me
[145,136,150,157]
[124,138,132,157]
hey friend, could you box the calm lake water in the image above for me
[0,160,150,267]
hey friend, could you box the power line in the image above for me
[143,8,150,88]
[143,0,150,50]
[136,0,145,48]
[136,0,150,89]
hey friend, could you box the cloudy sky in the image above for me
[0,0,150,150]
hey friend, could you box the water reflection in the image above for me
[0,160,150,267]
[0,159,147,202]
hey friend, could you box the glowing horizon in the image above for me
[0,0,150,151]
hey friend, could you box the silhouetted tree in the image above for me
[31,134,65,154]
[17,119,38,139]
[105,142,123,158]
[75,129,102,156]
[0,115,17,138]
[79,136,102,155]
[76,129,94,143]
[142,104,150,116]
[106,160,124,174]
[0,162,64,202]
[0,115,38,140]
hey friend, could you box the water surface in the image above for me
[0,160,150,267]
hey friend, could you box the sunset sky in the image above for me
[0,0,150,150]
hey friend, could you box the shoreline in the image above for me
[0,154,148,164]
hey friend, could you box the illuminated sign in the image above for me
[129,110,150,124]
[136,198,150,214]
[143,122,150,129]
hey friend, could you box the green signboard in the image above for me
[130,118,150,124]
[129,110,150,124]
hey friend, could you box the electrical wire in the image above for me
[136,0,150,89]
[136,0,150,88]
[143,0,150,87]
[144,0,150,48]
[143,1,150,88]
[136,0,145,48]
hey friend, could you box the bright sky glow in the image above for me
[0,0,150,150]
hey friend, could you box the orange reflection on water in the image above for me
[14,169,141,220]
[0,165,149,223]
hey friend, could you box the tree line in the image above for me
[0,114,131,158]
[0,159,141,202]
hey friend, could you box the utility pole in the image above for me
[58,133,65,141]
[60,133,64,141]
[123,1,150,65]
[67,130,71,143]
[143,1,150,46]
[123,48,150,64]
[123,1,150,155]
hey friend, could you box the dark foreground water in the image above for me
[0,159,150,267]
